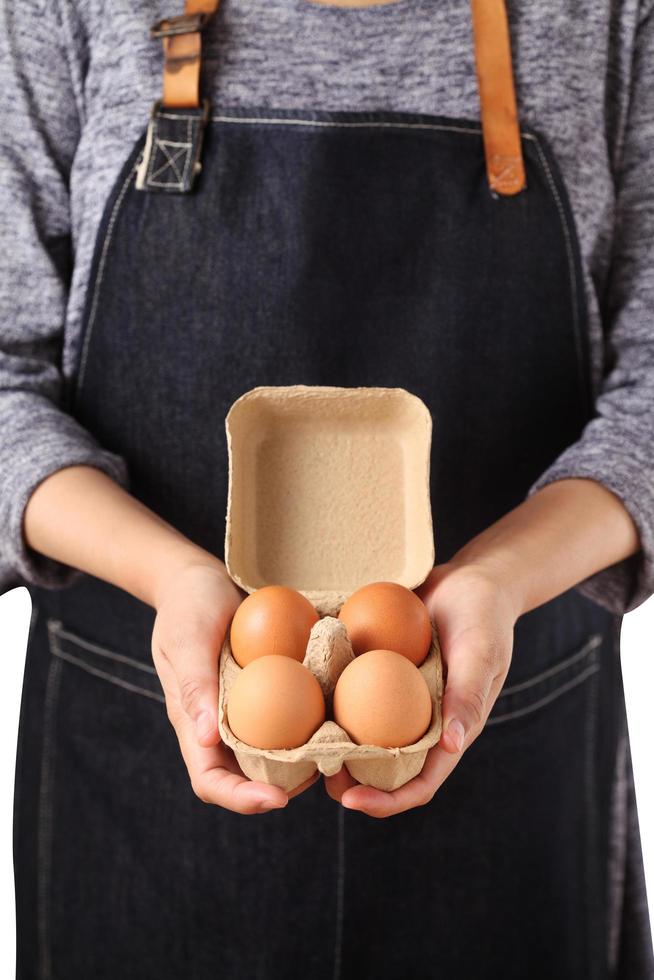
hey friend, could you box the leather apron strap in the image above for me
[470,0,526,196]
[151,0,221,110]
[149,0,526,196]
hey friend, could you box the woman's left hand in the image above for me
[324,561,521,817]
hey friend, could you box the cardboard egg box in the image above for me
[217,385,443,793]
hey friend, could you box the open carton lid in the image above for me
[224,385,435,602]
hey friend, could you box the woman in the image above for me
[1,0,653,976]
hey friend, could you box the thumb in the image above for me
[438,630,504,755]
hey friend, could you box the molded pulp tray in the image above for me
[217,385,444,793]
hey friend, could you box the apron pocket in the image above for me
[38,615,340,980]
[37,618,175,979]
[46,617,164,703]
[487,631,603,726]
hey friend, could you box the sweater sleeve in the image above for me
[0,0,129,597]
[527,0,654,615]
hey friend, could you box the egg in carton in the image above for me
[217,384,444,793]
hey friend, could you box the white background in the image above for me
[1,585,652,972]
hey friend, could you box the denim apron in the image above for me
[13,3,652,979]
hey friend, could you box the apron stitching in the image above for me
[149,141,190,184]
[607,723,629,974]
[486,660,600,725]
[333,805,345,980]
[51,648,165,703]
[529,136,585,400]
[584,646,602,978]
[144,115,195,190]
[606,615,628,976]
[498,633,602,696]
[186,115,192,185]
[146,113,163,186]
[47,619,157,674]
[36,652,63,980]
[12,604,41,919]
[77,164,137,395]
[160,110,534,142]
[210,114,485,136]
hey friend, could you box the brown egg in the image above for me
[333,648,432,748]
[337,581,432,666]
[227,655,326,749]
[229,584,319,668]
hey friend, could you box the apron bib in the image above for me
[14,2,648,978]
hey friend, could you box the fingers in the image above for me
[323,564,516,818]
[326,748,451,818]
[152,564,244,749]
[163,665,321,812]
[151,566,325,812]
[438,626,508,754]
[333,740,458,818]
[172,702,289,813]
[340,744,449,817]
[324,764,358,802]
[154,619,225,748]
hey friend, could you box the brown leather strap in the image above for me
[151,0,221,109]
[470,0,526,195]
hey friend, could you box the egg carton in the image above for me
[217,384,444,793]
[217,596,443,793]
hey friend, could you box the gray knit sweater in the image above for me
[1,0,653,614]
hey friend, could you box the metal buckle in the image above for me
[150,12,209,39]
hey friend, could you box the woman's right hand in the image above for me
[151,559,319,813]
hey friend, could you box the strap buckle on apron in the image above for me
[134,96,210,193]
[150,13,210,38]
[135,2,219,193]
[151,1,221,112]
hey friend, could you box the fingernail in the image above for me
[259,799,286,811]
[196,710,214,741]
[447,718,465,752]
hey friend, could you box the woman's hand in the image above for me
[151,559,319,814]
[324,561,520,817]
[21,466,321,813]
[325,477,643,817]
